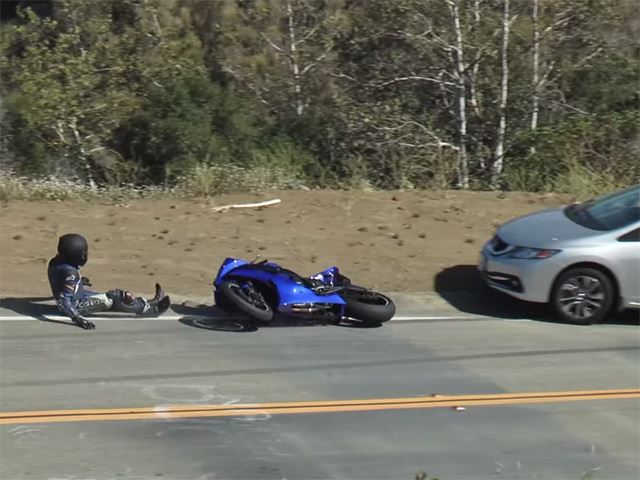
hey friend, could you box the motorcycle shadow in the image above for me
[174,302,382,333]
[179,316,382,333]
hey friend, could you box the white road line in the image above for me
[392,315,478,321]
[0,315,185,321]
[0,314,479,322]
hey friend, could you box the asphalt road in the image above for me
[1,294,639,480]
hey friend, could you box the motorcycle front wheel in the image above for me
[219,280,274,323]
[341,290,396,325]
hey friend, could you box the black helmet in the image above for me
[57,233,88,266]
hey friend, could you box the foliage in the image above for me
[504,111,640,194]
[0,161,307,202]
[551,161,621,201]
[0,170,173,202]
[177,141,311,197]
[1,0,638,192]
[1,2,140,182]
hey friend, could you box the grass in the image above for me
[504,159,624,201]
[178,162,307,198]
[551,161,623,201]
[0,163,308,202]
[0,159,631,202]
[0,172,175,202]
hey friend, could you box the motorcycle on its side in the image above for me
[213,257,395,329]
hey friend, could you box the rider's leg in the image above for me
[74,290,114,315]
[106,289,151,315]
[63,287,167,317]
[105,284,168,316]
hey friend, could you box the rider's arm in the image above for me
[57,270,81,319]
[57,272,95,329]
[58,294,80,319]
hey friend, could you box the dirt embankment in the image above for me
[0,190,567,299]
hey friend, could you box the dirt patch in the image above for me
[0,190,567,298]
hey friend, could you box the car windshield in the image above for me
[564,185,640,231]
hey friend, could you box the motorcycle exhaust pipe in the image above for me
[290,303,330,314]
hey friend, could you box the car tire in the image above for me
[551,267,615,325]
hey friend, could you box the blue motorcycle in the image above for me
[213,257,395,328]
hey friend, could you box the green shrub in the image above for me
[504,112,639,194]
[552,161,622,200]
[176,142,310,197]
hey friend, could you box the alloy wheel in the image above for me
[557,275,605,321]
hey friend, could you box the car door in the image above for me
[615,227,640,306]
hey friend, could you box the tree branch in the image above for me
[372,76,456,88]
[300,52,328,76]
[296,24,321,46]
[547,47,604,85]
[260,32,287,55]
[222,66,273,110]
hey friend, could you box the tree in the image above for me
[2,2,137,183]
[1,0,637,190]
[490,0,514,187]
[330,0,507,188]
[1,0,209,183]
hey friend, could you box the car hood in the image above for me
[497,208,598,248]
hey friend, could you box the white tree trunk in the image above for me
[447,0,469,189]
[287,0,304,117]
[530,0,540,153]
[469,0,482,118]
[69,118,96,189]
[491,0,511,187]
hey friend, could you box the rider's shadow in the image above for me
[0,296,77,327]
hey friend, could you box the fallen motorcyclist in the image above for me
[47,233,170,329]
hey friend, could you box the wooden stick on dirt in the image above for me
[212,198,282,213]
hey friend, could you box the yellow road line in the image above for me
[1,389,638,425]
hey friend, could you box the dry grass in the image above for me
[0,165,308,203]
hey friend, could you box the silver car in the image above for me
[479,185,640,324]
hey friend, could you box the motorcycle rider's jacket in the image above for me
[48,255,85,318]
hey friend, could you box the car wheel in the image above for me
[551,268,615,325]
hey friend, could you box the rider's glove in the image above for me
[72,315,95,330]
[81,277,92,287]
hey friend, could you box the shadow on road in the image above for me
[0,297,379,332]
[173,301,376,333]
[179,316,256,333]
[173,303,256,333]
[171,301,217,318]
[0,296,77,327]
[435,265,639,326]
[0,296,58,316]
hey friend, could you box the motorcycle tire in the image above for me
[341,290,396,325]
[219,280,274,323]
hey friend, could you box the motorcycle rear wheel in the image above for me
[341,290,395,325]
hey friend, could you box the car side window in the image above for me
[617,228,640,242]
